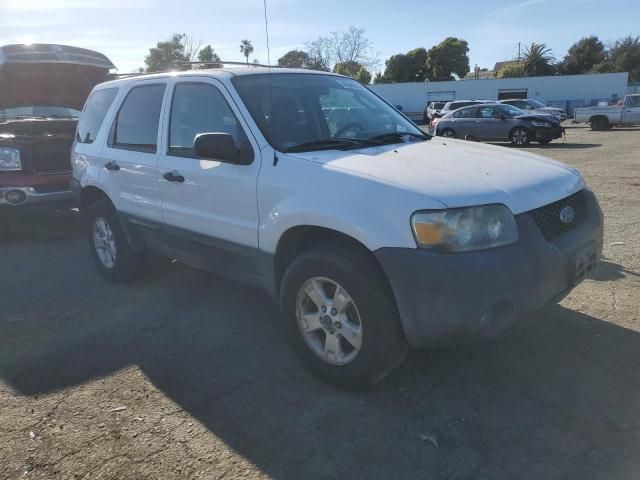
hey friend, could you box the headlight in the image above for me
[411,204,518,252]
[531,121,551,127]
[0,148,21,171]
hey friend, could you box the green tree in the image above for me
[561,36,606,74]
[426,37,470,81]
[522,42,555,76]
[144,33,189,72]
[373,72,387,84]
[496,63,526,78]
[277,50,312,68]
[608,35,640,82]
[382,47,428,83]
[355,65,372,84]
[196,45,221,68]
[333,60,362,77]
[239,39,254,65]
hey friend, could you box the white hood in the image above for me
[290,138,584,215]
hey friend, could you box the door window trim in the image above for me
[166,81,255,164]
[108,82,167,154]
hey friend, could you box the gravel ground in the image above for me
[1,124,639,480]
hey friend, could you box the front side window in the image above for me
[232,73,425,152]
[76,88,118,144]
[168,82,252,162]
[113,84,166,153]
[477,106,499,118]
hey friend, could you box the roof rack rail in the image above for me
[107,60,324,79]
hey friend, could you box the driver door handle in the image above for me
[104,161,120,171]
[163,170,185,183]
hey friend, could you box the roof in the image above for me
[98,66,338,88]
[0,44,115,69]
[493,60,519,72]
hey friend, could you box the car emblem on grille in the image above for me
[559,206,575,224]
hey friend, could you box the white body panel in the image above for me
[574,95,640,125]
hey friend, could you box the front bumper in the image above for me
[0,185,73,209]
[375,189,603,348]
[533,125,564,141]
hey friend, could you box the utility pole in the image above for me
[518,42,521,63]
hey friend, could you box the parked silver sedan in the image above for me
[500,98,567,121]
[435,103,565,146]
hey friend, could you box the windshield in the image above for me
[232,73,425,152]
[499,104,528,118]
[528,99,546,108]
[0,106,81,121]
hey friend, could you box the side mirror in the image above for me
[194,133,245,164]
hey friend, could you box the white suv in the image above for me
[72,68,603,388]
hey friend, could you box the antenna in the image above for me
[263,0,278,166]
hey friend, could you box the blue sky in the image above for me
[1,0,638,73]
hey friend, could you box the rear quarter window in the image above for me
[76,88,118,144]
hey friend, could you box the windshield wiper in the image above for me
[368,131,431,144]
[283,137,380,153]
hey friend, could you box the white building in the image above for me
[370,72,629,120]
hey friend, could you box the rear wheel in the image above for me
[86,199,141,282]
[510,127,530,146]
[280,244,407,388]
[591,117,608,131]
[441,128,456,138]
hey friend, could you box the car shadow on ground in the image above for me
[1,217,639,479]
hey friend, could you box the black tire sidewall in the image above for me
[442,128,456,138]
[280,245,406,388]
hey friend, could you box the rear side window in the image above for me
[76,88,118,144]
[112,84,166,153]
[452,107,475,118]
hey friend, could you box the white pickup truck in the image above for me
[574,94,640,130]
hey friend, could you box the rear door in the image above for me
[623,95,640,123]
[157,77,262,284]
[100,81,167,230]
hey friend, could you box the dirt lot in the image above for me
[1,125,639,480]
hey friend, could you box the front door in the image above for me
[623,95,640,123]
[474,106,506,140]
[157,78,262,284]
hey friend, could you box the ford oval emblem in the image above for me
[560,206,575,224]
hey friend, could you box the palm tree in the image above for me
[522,42,555,76]
[239,40,254,66]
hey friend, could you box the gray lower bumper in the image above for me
[375,189,604,348]
[0,186,74,209]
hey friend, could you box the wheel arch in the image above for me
[588,114,609,124]
[80,185,112,213]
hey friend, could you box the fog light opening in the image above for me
[6,190,27,205]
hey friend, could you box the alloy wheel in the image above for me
[296,277,363,366]
[93,217,117,269]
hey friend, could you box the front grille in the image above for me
[529,190,587,241]
[29,138,73,174]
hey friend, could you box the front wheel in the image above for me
[510,127,530,146]
[280,244,407,388]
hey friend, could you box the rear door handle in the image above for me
[163,170,185,183]
[104,161,120,171]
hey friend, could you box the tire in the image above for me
[537,138,552,145]
[591,117,608,131]
[510,127,530,146]
[440,128,456,138]
[86,198,141,282]
[280,243,408,389]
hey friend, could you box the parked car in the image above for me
[573,94,640,130]
[0,43,113,219]
[423,101,447,123]
[429,100,492,134]
[500,98,567,121]
[73,69,603,388]
[436,103,565,145]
